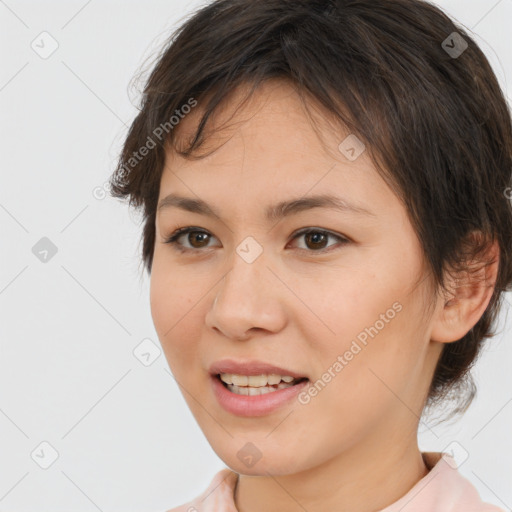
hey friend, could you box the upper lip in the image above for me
[209,359,308,379]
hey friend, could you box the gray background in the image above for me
[0,0,511,511]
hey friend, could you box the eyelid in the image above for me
[163,226,350,253]
[163,226,219,252]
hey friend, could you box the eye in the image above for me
[289,227,350,252]
[163,227,219,252]
[162,226,350,253]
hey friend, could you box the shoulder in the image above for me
[435,455,506,512]
[408,453,506,512]
[165,504,196,512]
[166,506,198,512]
[381,452,506,512]
[164,468,239,512]
[165,506,192,512]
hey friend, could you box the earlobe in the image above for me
[430,237,500,344]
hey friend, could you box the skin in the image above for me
[150,79,499,512]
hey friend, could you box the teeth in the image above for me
[227,382,296,395]
[220,373,299,387]
[231,374,248,386]
[267,374,282,385]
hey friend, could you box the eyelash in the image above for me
[162,226,350,254]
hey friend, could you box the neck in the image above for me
[234,432,429,512]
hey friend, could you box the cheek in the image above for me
[297,304,425,450]
[305,255,428,390]
[149,261,202,368]
[302,266,402,350]
[150,250,200,330]
[321,298,428,418]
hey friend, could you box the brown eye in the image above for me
[187,231,211,248]
[164,226,349,254]
[290,228,350,253]
[304,231,328,250]
[164,227,218,252]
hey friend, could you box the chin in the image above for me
[210,442,309,476]
[228,459,303,477]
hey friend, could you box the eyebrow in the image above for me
[157,193,375,221]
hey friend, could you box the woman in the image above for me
[109,0,512,510]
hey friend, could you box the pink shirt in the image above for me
[167,452,505,511]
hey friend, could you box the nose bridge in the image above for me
[207,240,285,338]
[218,240,268,303]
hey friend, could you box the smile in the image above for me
[211,372,309,416]
[219,373,306,395]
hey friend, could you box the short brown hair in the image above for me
[109,0,512,417]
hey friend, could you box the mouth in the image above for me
[216,373,309,396]
[208,359,310,416]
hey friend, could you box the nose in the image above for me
[205,250,287,341]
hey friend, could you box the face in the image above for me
[150,80,443,476]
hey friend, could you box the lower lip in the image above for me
[210,374,309,417]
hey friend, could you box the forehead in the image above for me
[168,79,352,166]
[158,79,398,220]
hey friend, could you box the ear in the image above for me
[430,233,500,344]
